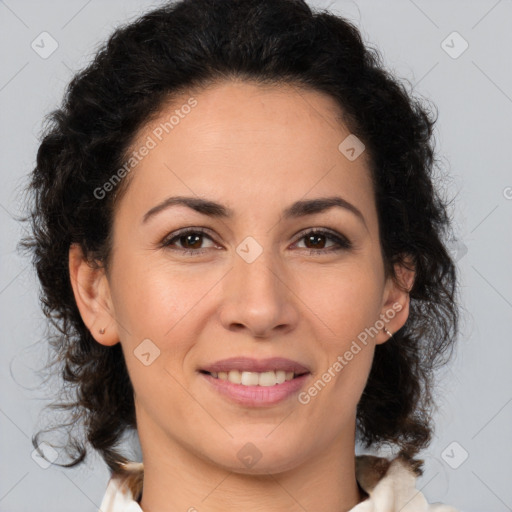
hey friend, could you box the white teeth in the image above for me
[241,371,259,386]
[276,371,287,384]
[228,370,241,384]
[210,370,298,386]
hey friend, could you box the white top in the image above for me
[98,454,459,512]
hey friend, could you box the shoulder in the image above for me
[352,454,459,512]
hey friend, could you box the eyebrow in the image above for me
[142,195,368,230]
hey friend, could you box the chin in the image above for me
[206,436,308,475]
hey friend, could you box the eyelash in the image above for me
[160,227,352,257]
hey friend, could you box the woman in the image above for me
[20,0,460,510]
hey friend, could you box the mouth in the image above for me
[197,356,312,406]
[199,369,310,387]
[199,369,311,407]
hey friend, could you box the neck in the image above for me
[137,413,368,512]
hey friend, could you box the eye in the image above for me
[161,227,218,256]
[292,228,352,255]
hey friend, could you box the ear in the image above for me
[68,243,119,346]
[375,254,415,345]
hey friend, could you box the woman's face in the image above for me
[74,80,412,473]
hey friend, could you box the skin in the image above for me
[69,80,415,512]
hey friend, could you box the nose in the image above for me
[218,246,299,338]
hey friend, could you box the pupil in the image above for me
[307,234,325,249]
[183,234,201,249]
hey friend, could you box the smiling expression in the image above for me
[70,79,412,474]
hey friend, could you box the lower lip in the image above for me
[200,372,310,407]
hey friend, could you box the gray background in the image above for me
[1,0,511,511]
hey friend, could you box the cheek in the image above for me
[293,265,381,400]
[113,260,199,417]
[111,252,201,338]
[110,255,218,391]
[304,329,376,428]
[293,263,383,339]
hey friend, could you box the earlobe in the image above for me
[68,243,119,346]
[376,256,415,345]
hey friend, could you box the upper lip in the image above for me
[200,357,310,375]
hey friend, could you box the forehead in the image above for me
[116,80,376,227]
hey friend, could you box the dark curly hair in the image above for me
[19,0,460,476]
